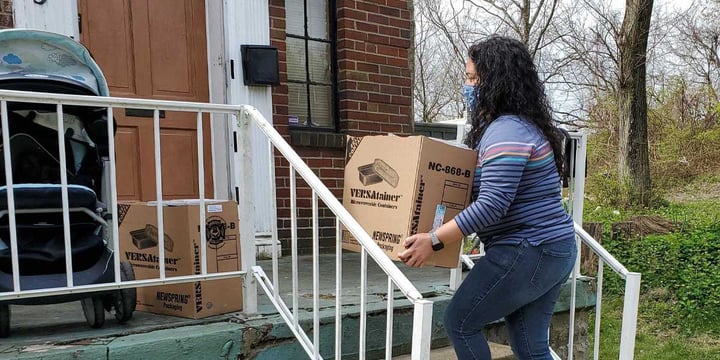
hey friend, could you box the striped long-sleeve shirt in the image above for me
[454,115,574,246]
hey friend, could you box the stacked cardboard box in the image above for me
[118,200,243,318]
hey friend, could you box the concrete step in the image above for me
[392,343,515,360]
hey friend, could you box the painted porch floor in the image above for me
[0,253,594,359]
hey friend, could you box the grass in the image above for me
[594,297,720,360]
[585,197,720,359]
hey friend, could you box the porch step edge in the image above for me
[391,343,515,360]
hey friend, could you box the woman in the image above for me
[398,36,576,359]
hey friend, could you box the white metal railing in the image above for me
[0,90,253,305]
[0,89,432,358]
[242,105,433,360]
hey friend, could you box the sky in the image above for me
[610,0,693,11]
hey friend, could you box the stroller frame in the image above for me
[0,29,136,337]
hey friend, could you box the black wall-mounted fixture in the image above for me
[241,45,280,86]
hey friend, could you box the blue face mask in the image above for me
[461,84,477,112]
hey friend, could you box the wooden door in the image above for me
[78,0,213,201]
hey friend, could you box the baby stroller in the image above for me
[0,29,136,337]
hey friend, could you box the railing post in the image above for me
[235,110,258,314]
[571,133,587,277]
[411,300,433,360]
[619,272,641,360]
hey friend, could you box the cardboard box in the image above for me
[342,135,478,268]
[118,200,243,318]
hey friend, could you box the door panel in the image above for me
[114,125,143,200]
[79,0,213,201]
[79,0,137,97]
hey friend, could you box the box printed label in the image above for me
[441,180,470,211]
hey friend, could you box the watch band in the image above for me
[430,230,444,251]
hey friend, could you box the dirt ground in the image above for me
[665,181,720,203]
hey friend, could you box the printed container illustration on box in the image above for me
[342,135,478,268]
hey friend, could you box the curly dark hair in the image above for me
[464,36,565,175]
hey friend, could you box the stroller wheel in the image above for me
[0,304,9,338]
[81,296,105,328]
[114,262,136,323]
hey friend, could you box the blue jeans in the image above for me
[444,238,577,360]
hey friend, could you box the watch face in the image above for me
[432,242,444,251]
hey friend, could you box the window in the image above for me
[286,0,337,130]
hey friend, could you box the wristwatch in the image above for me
[429,230,444,251]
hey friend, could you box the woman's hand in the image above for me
[398,233,433,268]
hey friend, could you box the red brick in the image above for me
[356,22,378,33]
[333,158,346,168]
[269,6,285,18]
[365,53,387,65]
[342,91,370,101]
[390,76,411,87]
[338,29,368,41]
[380,84,402,95]
[343,70,369,81]
[356,2,379,13]
[390,96,412,106]
[368,13,389,25]
[357,62,379,73]
[389,18,412,29]
[378,103,400,114]
[377,6,400,18]
[369,93,392,103]
[339,8,367,21]
[376,44,399,57]
[386,57,407,68]
[380,123,403,133]
[337,18,356,30]
[378,26,400,37]
[271,18,286,29]
[368,74,391,84]
[389,114,410,124]
[367,34,391,45]
[386,0,408,9]
[341,49,367,62]
[338,0,358,8]
[319,168,345,178]
[270,0,284,6]
[358,121,384,131]
[357,82,380,92]
[340,80,358,90]
[388,37,410,48]
[379,65,402,76]
[339,60,357,70]
[341,100,360,110]
[364,112,391,122]
[271,29,285,40]
[307,158,333,167]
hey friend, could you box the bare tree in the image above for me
[617,0,654,205]
[671,1,720,105]
[413,14,464,122]
[412,1,468,122]
[412,0,582,123]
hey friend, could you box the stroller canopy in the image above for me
[0,29,109,96]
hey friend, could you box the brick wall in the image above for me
[270,0,414,254]
[337,0,414,136]
[1,0,13,29]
